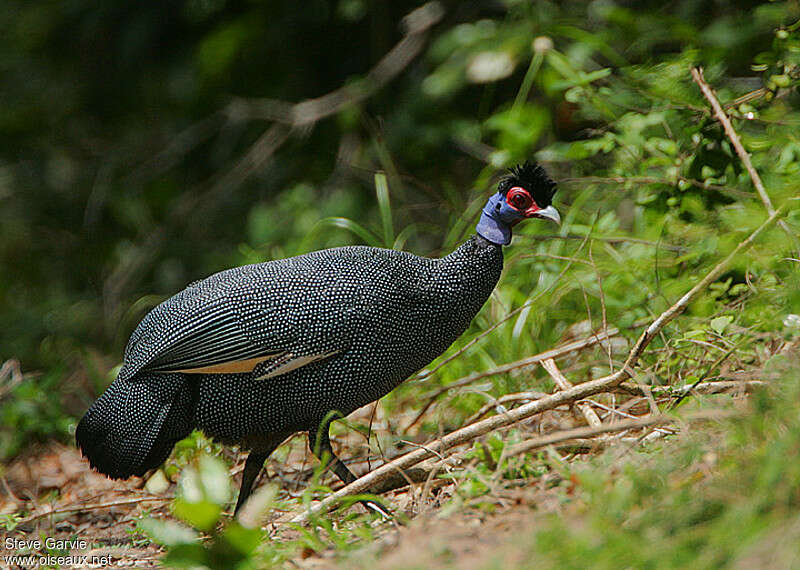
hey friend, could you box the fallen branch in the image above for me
[463,391,549,425]
[405,326,621,430]
[16,496,171,527]
[505,410,736,458]
[617,380,767,397]
[291,204,785,524]
[542,358,603,427]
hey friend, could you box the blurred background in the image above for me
[1,0,798,481]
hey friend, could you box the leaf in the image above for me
[222,522,263,555]
[316,217,383,247]
[710,316,734,335]
[162,543,209,568]
[374,172,394,248]
[172,454,230,530]
[178,467,204,504]
[392,224,418,251]
[173,498,222,533]
[550,67,612,90]
[198,454,231,505]
[139,518,198,547]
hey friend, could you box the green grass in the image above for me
[527,358,800,569]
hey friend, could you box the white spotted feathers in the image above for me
[76,235,504,477]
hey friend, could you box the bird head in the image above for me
[476,162,560,245]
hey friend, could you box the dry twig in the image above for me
[690,66,796,246]
[405,326,621,430]
[463,391,549,424]
[541,358,602,427]
[0,359,26,403]
[617,380,766,397]
[17,496,171,527]
[505,410,735,457]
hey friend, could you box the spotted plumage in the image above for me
[76,163,559,513]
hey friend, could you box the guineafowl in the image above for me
[76,162,560,514]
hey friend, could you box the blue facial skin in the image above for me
[476,192,526,246]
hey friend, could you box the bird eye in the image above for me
[507,187,533,211]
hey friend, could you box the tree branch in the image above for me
[690,66,795,245]
[404,326,621,430]
[103,2,444,318]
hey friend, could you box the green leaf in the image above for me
[222,522,263,556]
[374,172,394,248]
[178,467,204,504]
[710,316,734,335]
[316,217,382,247]
[392,224,418,251]
[173,498,222,532]
[198,454,231,505]
[139,517,198,547]
[550,67,611,90]
[162,543,209,568]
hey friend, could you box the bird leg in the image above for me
[233,451,269,514]
[233,435,288,514]
[308,419,392,518]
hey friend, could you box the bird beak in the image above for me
[532,205,561,225]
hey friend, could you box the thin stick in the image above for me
[690,67,775,215]
[0,359,26,402]
[404,326,621,430]
[506,410,734,457]
[16,496,171,526]
[616,380,766,396]
[560,176,749,198]
[464,391,549,424]
[290,205,784,523]
[522,234,686,252]
[621,204,786,373]
[690,66,795,245]
[541,358,602,427]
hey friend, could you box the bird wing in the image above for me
[119,301,286,381]
[118,268,279,380]
[118,264,344,382]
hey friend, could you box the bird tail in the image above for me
[75,372,195,479]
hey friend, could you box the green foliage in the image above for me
[0,369,73,461]
[528,361,800,569]
[140,454,266,569]
[139,451,386,567]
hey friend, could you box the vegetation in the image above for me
[1,0,798,567]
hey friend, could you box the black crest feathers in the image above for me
[498,161,557,207]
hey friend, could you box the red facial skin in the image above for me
[506,187,541,217]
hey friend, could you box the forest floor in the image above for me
[1,342,796,568]
[0,382,763,569]
[1,437,583,568]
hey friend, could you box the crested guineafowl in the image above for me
[76,162,560,514]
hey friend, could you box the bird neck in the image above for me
[475,192,518,246]
[434,234,504,329]
[439,235,504,283]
